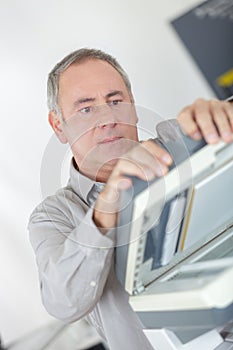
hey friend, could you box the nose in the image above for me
[96,104,117,129]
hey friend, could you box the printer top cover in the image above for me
[115,120,233,295]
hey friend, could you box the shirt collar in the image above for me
[69,158,104,204]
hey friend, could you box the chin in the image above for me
[100,139,134,158]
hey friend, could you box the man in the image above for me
[29,48,233,350]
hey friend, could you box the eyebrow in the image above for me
[73,97,95,108]
[106,90,124,99]
[73,90,125,108]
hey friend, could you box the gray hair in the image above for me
[47,48,133,118]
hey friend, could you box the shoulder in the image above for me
[29,185,88,228]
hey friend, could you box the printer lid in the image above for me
[116,133,233,296]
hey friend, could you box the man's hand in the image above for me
[177,98,233,144]
[93,140,172,233]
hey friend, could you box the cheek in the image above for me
[69,130,94,154]
[119,109,138,133]
[63,119,92,145]
[118,106,138,125]
[120,123,138,139]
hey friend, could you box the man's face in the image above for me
[52,59,139,181]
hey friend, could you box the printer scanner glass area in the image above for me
[139,152,233,288]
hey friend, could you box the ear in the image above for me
[48,111,68,144]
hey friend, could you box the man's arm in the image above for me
[28,190,115,322]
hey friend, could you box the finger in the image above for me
[193,99,220,144]
[100,151,167,211]
[223,100,233,132]
[114,157,167,181]
[141,140,173,165]
[177,106,202,140]
[210,100,232,143]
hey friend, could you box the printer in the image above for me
[116,116,233,350]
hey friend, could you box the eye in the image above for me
[79,106,92,114]
[109,99,122,106]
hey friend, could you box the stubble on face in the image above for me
[58,59,139,182]
[67,121,139,182]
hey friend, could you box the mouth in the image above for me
[99,136,123,144]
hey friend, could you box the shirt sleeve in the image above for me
[28,189,115,323]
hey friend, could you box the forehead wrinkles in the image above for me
[59,60,128,94]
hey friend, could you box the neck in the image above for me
[75,158,116,183]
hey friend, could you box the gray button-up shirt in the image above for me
[28,159,155,350]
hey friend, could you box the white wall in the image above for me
[0,0,214,344]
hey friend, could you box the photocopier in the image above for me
[116,114,233,349]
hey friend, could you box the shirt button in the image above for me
[90,281,96,287]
